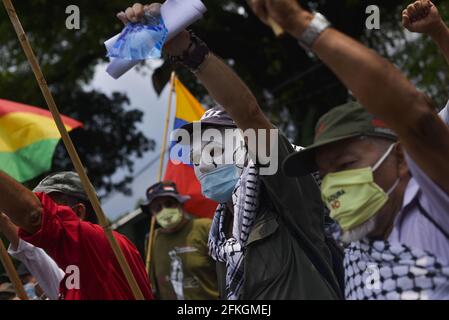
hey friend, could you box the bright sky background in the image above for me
[88,61,176,221]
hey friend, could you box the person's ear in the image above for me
[71,203,87,220]
[394,142,409,178]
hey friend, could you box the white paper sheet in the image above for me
[105,0,207,79]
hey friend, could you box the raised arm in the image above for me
[0,213,20,250]
[0,171,42,234]
[1,211,65,300]
[194,53,273,133]
[119,3,273,134]
[248,0,449,194]
[403,0,449,66]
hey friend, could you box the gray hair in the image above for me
[341,214,379,244]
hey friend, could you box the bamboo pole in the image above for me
[0,240,28,300]
[145,216,156,274]
[145,72,176,274]
[157,72,177,182]
[2,0,144,300]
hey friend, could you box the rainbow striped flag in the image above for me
[164,78,218,218]
[0,99,82,182]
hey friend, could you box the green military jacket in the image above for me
[151,218,219,300]
[216,133,342,300]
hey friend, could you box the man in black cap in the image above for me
[119,3,342,300]
[247,0,449,300]
[0,171,153,300]
[145,181,218,300]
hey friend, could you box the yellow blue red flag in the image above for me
[163,78,217,218]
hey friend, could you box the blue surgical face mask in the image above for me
[24,282,38,300]
[198,164,241,203]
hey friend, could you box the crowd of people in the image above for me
[1,0,448,300]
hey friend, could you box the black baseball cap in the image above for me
[178,104,237,134]
[144,181,190,207]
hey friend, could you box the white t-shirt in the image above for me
[8,239,65,300]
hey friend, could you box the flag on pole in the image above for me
[0,99,82,182]
[164,78,218,218]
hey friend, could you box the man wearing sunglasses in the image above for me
[144,181,218,300]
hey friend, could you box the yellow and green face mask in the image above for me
[156,207,183,229]
[320,143,399,232]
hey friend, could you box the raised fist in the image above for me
[247,0,312,37]
[116,2,191,56]
[402,0,443,35]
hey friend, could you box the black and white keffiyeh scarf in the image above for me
[208,160,260,300]
[344,239,449,300]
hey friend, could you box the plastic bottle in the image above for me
[107,11,168,61]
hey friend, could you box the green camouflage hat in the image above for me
[283,101,398,177]
[33,171,88,200]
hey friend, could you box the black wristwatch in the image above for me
[168,31,210,73]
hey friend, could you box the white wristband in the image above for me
[298,12,331,50]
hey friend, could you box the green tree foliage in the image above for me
[1,0,447,198]
[154,0,449,145]
[0,0,155,196]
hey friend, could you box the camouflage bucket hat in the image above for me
[33,171,88,200]
[283,101,398,177]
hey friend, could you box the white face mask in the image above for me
[192,129,247,202]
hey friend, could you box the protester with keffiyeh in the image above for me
[119,3,343,301]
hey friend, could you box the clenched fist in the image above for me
[247,0,313,38]
[116,2,160,24]
[116,2,191,56]
[402,0,444,35]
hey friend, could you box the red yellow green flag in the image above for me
[0,99,82,182]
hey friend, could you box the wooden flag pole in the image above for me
[2,0,144,300]
[145,216,157,274]
[145,72,176,274]
[157,72,177,182]
[0,240,28,300]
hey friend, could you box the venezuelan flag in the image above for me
[0,99,82,182]
[164,78,218,218]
